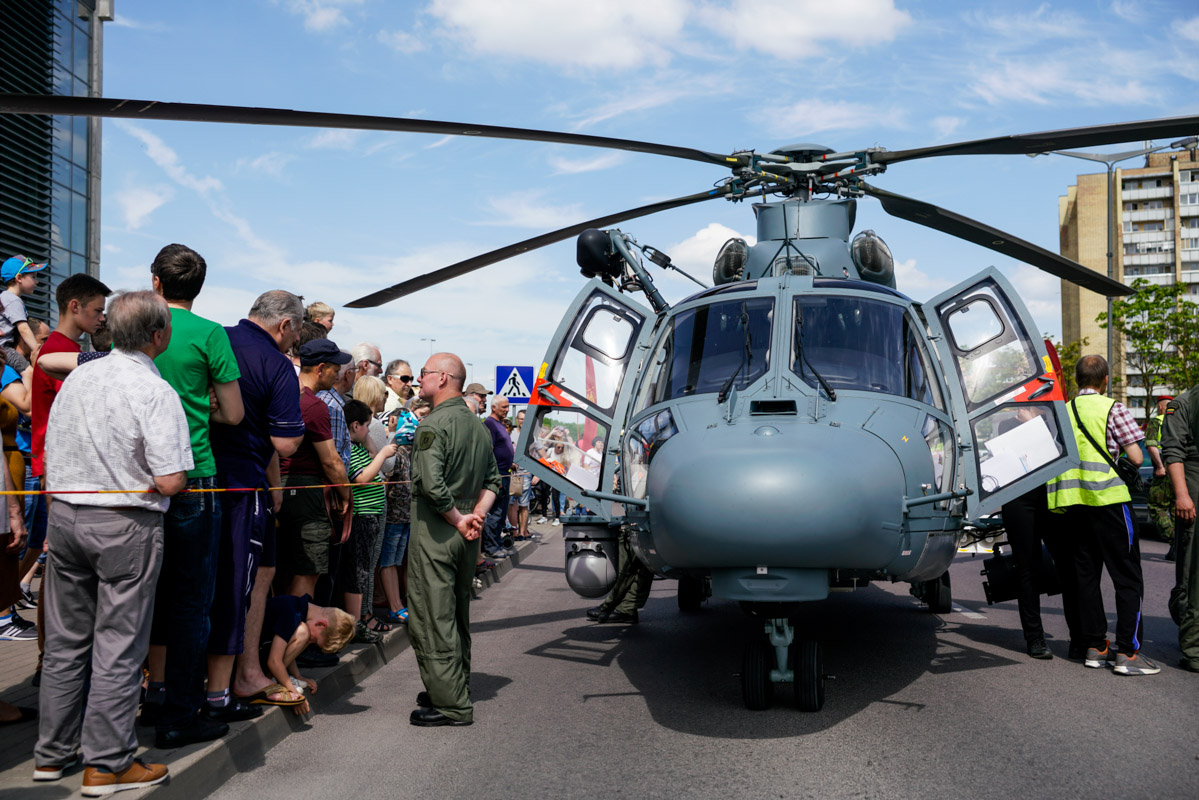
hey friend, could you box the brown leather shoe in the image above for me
[32,753,79,781]
[81,759,168,796]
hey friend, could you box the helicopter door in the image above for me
[517,279,654,521]
[922,267,1078,519]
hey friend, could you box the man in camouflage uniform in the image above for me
[1162,389,1199,672]
[1145,396,1176,550]
[585,528,653,624]
[407,353,500,726]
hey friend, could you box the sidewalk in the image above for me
[1,524,557,798]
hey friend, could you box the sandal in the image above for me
[382,608,408,624]
[362,615,392,633]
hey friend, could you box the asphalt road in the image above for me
[210,529,1198,800]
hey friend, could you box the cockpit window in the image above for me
[793,296,943,409]
[639,297,774,404]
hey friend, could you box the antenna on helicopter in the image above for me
[641,245,708,289]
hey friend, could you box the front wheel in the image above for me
[741,641,774,711]
[924,570,952,615]
[792,640,825,712]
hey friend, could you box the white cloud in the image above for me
[967,5,1091,41]
[276,0,365,32]
[700,0,911,60]
[424,135,454,149]
[768,100,905,138]
[658,222,755,297]
[109,16,171,32]
[115,185,172,230]
[970,60,1156,106]
[932,116,964,140]
[378,28,428,54]
[426,0,689,70]
[307,129,364,150]
[116,122,223,195]
[1180,17,1199,42]
[893,257,952,300]
[235,151,297,177]
[477,191,585,229]
[548,152,626,175]
[1006,263,1061,334]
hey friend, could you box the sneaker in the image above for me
[81,759,168,796]
[353,620,382,644]
[536,516,547,524]
[1113,652,1161,676]
[551,519,560,527]
[1026,637,1052,660]
[16,587,36,609]
[484,550,508,560]
[1084,640,1116,669]
[0,614,37,641]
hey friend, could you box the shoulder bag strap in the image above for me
[1071,398,1118,471]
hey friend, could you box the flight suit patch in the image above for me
[417,429,436,451]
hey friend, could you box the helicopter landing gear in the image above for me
[791,639,825,712]
[740,618,826,711]
[677,575,709,612]
[914,570,952,614]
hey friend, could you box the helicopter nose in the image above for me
[646,421,907,570]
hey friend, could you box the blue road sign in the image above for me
[495,365,535,403]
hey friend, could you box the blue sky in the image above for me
[98,0,1199,388]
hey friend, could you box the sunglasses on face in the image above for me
[389,374,413,383]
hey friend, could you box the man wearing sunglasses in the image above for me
[383,359,414,414]
[407,353,499,727]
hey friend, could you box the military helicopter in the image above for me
[3,94,1196,712]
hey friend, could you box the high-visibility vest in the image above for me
[1047,393,1130,509]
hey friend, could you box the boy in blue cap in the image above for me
[0,255,48,368]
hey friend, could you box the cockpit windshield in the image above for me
[639,297,774,404]
[793,295,943,408]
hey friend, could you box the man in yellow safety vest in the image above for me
[1047,355,1159,676]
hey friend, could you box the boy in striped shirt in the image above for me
[343,400,397,644]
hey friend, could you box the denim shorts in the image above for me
[379,522,410,568]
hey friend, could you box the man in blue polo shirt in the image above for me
[208,291,306,710]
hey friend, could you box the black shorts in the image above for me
[276,474,333,576]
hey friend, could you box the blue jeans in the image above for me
[22,465,48,561]
[483,476,510,554]
[149,476,221,730]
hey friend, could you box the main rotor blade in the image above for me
[859,182,1133,297]
[874,115,1199,165]
[0,94,731,167]
[345,186,733,308]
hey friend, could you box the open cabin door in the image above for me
[515,280,655,521]
[922,267,1079,520]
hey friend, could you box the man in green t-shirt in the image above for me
[144,244,247,749]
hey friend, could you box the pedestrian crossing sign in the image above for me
[495,365,534,403]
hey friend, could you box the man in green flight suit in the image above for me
[1160,387,1199,670]
[1145,395,1177,553]
[407,353,500,726]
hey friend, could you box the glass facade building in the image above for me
[0,1,111,324]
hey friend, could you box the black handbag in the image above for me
[1070,399,1146,493]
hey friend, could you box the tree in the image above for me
[1167,298,1199,394]
[1097,278,1185,409]
[1051,335,1090,399]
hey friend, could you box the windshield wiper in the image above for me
[718,303,752,405]
[796,307,836,402]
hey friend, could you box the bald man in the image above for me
[407,353,500,726]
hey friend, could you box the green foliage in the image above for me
[1098,278,1189,405]
[1051,335,1090,399]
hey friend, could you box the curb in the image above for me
[12,530,552,799]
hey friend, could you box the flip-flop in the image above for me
[235,683,305,707]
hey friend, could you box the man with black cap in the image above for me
[277,340,353,605]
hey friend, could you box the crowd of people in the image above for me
[0,246,544,794]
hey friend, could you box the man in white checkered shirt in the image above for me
[34,290,192,795]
